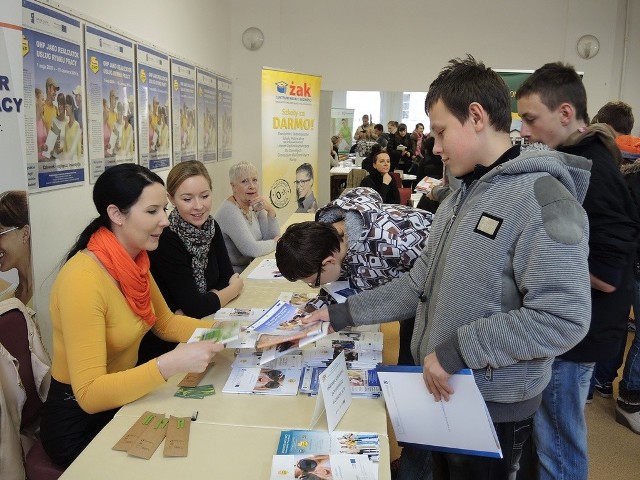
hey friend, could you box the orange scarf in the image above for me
[87,227,156,326]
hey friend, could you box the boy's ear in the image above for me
[558,102,575,126]
[468,102,485,131]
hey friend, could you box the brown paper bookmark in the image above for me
[163,416,191,457]
[177,362,215,388]
[112,411,162,452]
[127,415,169,459]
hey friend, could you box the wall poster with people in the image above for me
[217,75,232,161]
[331,108,355,153]
[22,0,85,192]
[170,58,197,163]
[196,68,217,163]
[137,44,171,171]
[261,67,321,219]
[85,25,137,183]
[1,2,35,309]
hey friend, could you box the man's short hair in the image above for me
[296,162,314,180]
[516,62,589,124]
[374,124,384,133]
[592,101,634,135]
[425,54,511,134]
[276,222,341,281]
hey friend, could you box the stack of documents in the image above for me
[303,347,382,370]
[299,366,381,399]
[221,366,303,396]
[277,430,380,462]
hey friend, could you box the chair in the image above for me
[346,168,369,188]
[390,172,413,206]
[0,298,64,480]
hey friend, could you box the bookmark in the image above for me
[127,415,169,459]
[177,363,214,388]
[112,411,162,452]
[163,416,191,457]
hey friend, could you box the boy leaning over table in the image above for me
[303,55,592,480]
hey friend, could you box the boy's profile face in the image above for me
[517,93,565,149]
[429,99,478,177]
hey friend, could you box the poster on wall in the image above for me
[1,2,34,309]
[496,70,534,136]
[85,25,136,183]
[170,59,196,163]
[137,44,171,171]
[196,68,217,163]
[261,68,322,219]
[217,75,232,161]
[330,108,354,153]
[22,0,85,192]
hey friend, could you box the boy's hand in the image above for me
[423,352,454,401]
[301,307,334,333]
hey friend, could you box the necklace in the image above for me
[233,196,254,224]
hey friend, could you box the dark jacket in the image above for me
[558,133,640,362]
[359,169,400,205]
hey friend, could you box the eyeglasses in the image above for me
[294,178,311,185]
[0,226,19,236]
[307,264,323,288]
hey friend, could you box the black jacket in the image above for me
[359,169,400,205]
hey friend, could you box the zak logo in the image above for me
[139,68,146,84]
[89,56,99,74]
[275,81,312,97]
[173,79,179,91]
[22,35,29,56]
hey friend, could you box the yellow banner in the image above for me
[261,68,321,218]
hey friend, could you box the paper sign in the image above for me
[310,351,352,432]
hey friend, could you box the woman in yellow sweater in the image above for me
[40,164,223,467]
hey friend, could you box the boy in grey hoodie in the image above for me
[305,55,592,480]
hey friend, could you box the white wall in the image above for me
[27,0,640,350]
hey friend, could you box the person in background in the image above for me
[360,144,400,204]
[592,101,640,162]
[387,122,412,173]
[35,87,48,161]
[330,136,340,167]
[64,94,82,162]
[374,123,388,150]
[354,114,376,141]
[139,161,243,363]
[40,164,223,467]
[517,62,640,480]
[409,122,428,174]
[305,55,592,480]
[0,191,33,307]
[295,163,318,213]
[214,162,280,272]
[276,186,432,365]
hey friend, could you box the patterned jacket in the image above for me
[316,187,432,292]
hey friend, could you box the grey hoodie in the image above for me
[328,148,592,422]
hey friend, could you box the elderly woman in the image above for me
[214,162,280,272]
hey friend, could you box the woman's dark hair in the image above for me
[0,191,29,228]
[398,123,407,132]
[362,143,385,173]
[276,222,342,281]
[66,164,164,261]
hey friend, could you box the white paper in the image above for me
[316,351,352,432]
[270,453,378,480]
[376,367,502,458]
[322,281,357,304]
[247,258,286,280]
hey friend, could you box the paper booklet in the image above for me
[277,430,381,462]
[246,300,315,336]
[211,307,267,322]
[221,366,303,395]
[270,454,378,480]
[299,366,381,399]
[314,331,383,351]
[224,330,261,349]
[414,175,443,195]
[376,366,502,459]
[259,322,330,365]
[302,346,382,370]
[186,321,241,345]
[247,258,286,280]
[321,281,358,304]
[232,352,303,369]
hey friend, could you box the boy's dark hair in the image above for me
[592,101,634,135]
[374,123,384,133]
[276,222,342,281]
[425,54,511,134]
[516,62,589,124]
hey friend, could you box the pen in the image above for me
[191,411,198,421]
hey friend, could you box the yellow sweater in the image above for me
[49,252,210,414]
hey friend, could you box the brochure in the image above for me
[314,331,383,351]
[224,330,261,349]
[299,366,381,399]
[186,321,241,345]
[247,258,286,280]
[270,454,378,480]
[376,366,502,458]
[322,281,358,304]
[246,300,311,336]
[277,430,380,462]
[259,323,330,365]
[221,366,303,396]
[232,352,303,369]
[414,175,443,195]
[211,307,267,322]
[303,346,382,370]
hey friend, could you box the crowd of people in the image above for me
[15,55,639,480]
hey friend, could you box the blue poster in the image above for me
[217,76,232,160]
[22,0,85,192]
[137,44,171,171]
[170,59,196,163]
[85,25,136,183]
[196,69,217,163]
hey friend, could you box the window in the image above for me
[402,92,429,132]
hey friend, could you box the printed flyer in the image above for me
[196,68,217,163]
[85,25,137,183]
[170,58,196,163]
[22,0,85,191]
[137,44,170,171]
[261,68,321,219]
[217,75,232,160]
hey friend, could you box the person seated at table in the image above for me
[40,164,223,467]
[214,161,280,273]
[138,161,243,363]
[359,145,400,204]
[275,187,432,364]
[386,122,412,172]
